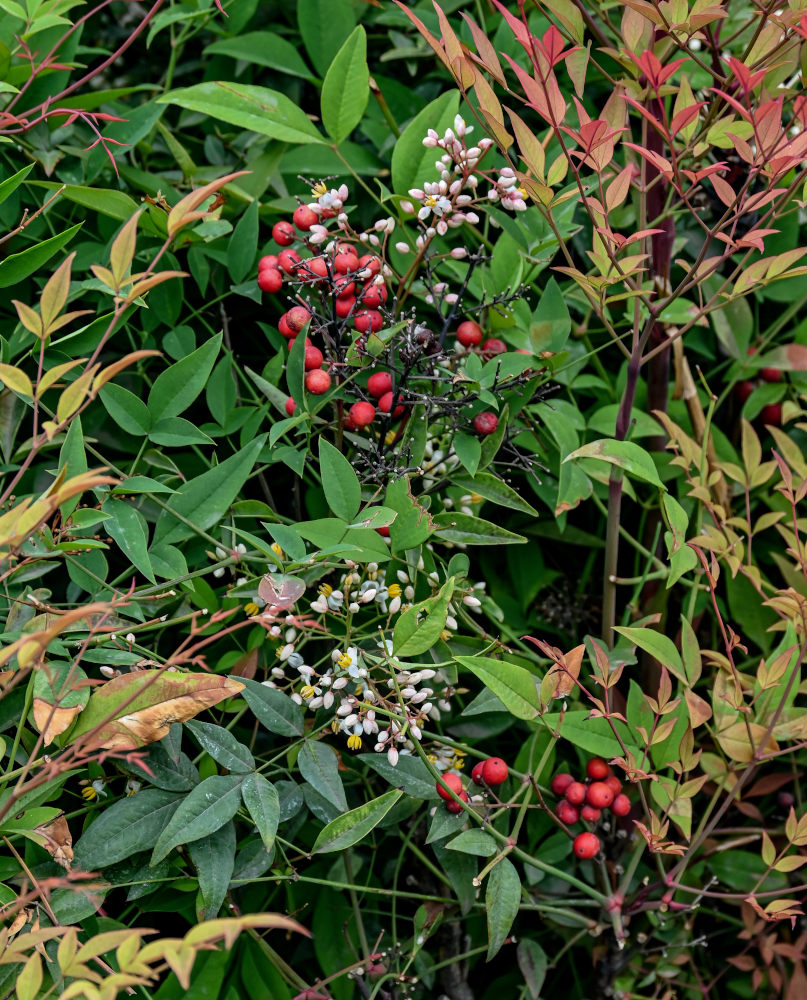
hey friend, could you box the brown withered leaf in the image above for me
[35,814,73,870]
[32,700,82,745]
[65,670,245,751]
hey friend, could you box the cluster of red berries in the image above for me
[551,757,631,860]
[435,757,508,813]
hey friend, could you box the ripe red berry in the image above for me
[735,380,755,404]
[573,832,601,859]
[277,249,302,274]
[610,793,631,817]
[303,256,329,282]
[481,337,507,360]
[556,799,579,825]
[349,401,376,428]
[456,320,483,347]
[278,315,295,338]
[761,367,782,383]
[473,412,498,436]
[334,246,359,274]
[304,345,323,371]
[446,791,469,814]
[258,254,279,271]
[586,781,615,809]
[586,757,610,781]
[335,296,356,319]
[284,397,296,417]
[293,205,318,231]
[285,306,311,333]
[361,282,388,308]
[436,772,463,801]
[761,402,782,426]
[354,310,384,333]
[257,267,283,293]
[471,760,487,785]
[565,781,586,806]
[551,773,575,796]
[581,805,601,823]
[367,371,393,398]
[335,277,356,298]
[272,221,296,246]
[305,369,331,395]
[378,391,405,417]
[376,525,390,537]
[482,757,508,786]
[605,775,622,796]
[358,253,381,276]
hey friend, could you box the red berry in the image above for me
[334,246,359,274]
[761,367,782,383]
[354,310,384,333]
[586,781,615,809]
[457,320,483,347]
[335,277,356,298]
[367,371,393,398]
[735,380,755,404]
[482,757,508,786]
[556,800,579,825]
[272,221,296,246]
[473,412,498,436]
[565,781,586,806]
[284,397,296,417]
[278,249,302,274]
[335,296,356,319]
[361,282,388,308]
[349,401,376,428]
[573,832,601,859]
[378,391,405,417]
[471,761,487,785]
[610,793,631,817]
[551,773,575,796]
[258,268,283,293]
[285,306,311,333]
[376,525,390,537]
[305,369,331,395]
[481,337,507,360]
[761,402,782,426]
[778,791,795,809]
[605,775,622,796]
[358,253,381,276]
[446,791,469,813]
[586,757,610,781]
[278,315,294,338]
[304,345,324,371]
[293,205,318,231]
[581,805,601,823]
[436,772,463,801]
[304,256,330,282]
[258,254,279,271]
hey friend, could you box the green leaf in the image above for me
[455,655,539,721]
[157,82,326,145]
[228,199,259,284]
[543,709,640,756]
[297,741,347,812]
[241,773,280,851]
[188,820,235,919]
[433,512,526,545]
[238,677,304,737]
[391,91,461,196]
[73,789,183,869]
[446,830,497,856]
[99,383,151,436]
[148,416,215,447]
[530,277,571,352]
[453,432,482,476]
[479,403,508,470]
[564,439,665,488]
[319,438,361,521]
[517,939,548,999]
[451,471,538,515]
[185,719,255,773]
[102,499,155,583]
[0,223,82,288]
[0,164,33,205]
[393,577,455,657]
[151,774,244,863]
[613,627,686,684]
[313,789,402,853]
[205,31,316,80]
[486,858,521,960]
[359,753,441,800]
[152,435,266,545]
[58,414,87,518]
[148,334,221,422]
[297,0,356,77]
[321,26,369,144]
[384,475,435,551]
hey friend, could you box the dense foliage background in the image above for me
[3,0,807,997]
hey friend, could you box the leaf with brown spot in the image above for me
[35,814,73,870]
[64,670,244,751]
[31,660,90,744]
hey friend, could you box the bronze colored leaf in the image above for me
[32,700,82,745]
[34,814,73,870]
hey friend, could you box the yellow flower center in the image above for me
[385,430,396,445]
[388,584,402,599]
[517,186,528,199]
[337,653,352,669]
[440,629,452,642]
[271,542,284,559]
[331,718,342,734]
[469,493,484,505]
[300,684,316,700]
[312,181,328,198]
[244,601,260,617]
[347,733,363,750]
[318,583,333,597]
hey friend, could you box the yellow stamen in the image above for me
[300,684,316,700]
[337,653,352,669]
[388,584,402,599]
[271,542,284,560]
[244,601,260,617]
[347,733,363,750]
[440,629,452,642]
[318,583,333,597]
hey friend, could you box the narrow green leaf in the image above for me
[359,754,441,800]
[321,26,369,144]
[486,858,521,960]
[564,438,665,488]
[393,577,455,657]
[451,470,538,515]
[151,774,244,863]
[0,163,33,205]
[238,677,304,737]
[455,655,539,721]
[99,383,151,436]
[73,789,183,870]
[297,0,356,77]
[392,91,460,196]
[313,789,402,853]
[148,334,221,422]
[453,433,482,476]
[319,438,361,521]
[102,499,155,583]
[543,709,640,756]
[298,741,347,812]
[517,939,548,999]
[188,820,236,919]
[241,773,280,850]
[0,223,82,287]
[228,199,259,283]
[433,512,526,545]
[613,626,685,683]
[446,830,497,856]
[205,31,316,80]
[185,719,255,773]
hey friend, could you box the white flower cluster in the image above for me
[308,563,411,616]
[212,542,247,583]
[487,166,528,212]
